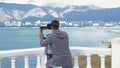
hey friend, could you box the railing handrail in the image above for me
[0,48,45,57]
[0,47,111,58]
[70,47,111,55]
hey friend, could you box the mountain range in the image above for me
[0,2,120,23]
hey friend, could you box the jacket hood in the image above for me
[53,29,67,39]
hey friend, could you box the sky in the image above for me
[0,0,120,8]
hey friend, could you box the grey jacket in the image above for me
[40,29,72,67]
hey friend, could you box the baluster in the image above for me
[0,58,2,68]
[99,55,105,68]
[73,56,79,68]
[24,56,29,68]
[36,54,42,68]
[41,54,47,68]
[86,54,92,68]
[11,57,16,68]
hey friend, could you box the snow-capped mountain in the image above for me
[48,9,60,18]
[23,8,47,18]
[12,10,26,20]
[0,8,13,22]
[0,2,120,23]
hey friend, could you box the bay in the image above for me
[0,27,120,50]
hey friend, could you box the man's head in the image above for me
[51,20,59,30]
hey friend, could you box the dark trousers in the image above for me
[47,54,52,60]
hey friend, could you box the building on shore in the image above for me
[105,23,113,27]
[4,21,21,27]
[92,23,100,27]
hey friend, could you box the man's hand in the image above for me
[39,31,44,37]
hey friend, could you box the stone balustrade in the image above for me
[2,38,120,68]
[0,46,111,68]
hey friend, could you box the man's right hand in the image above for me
[39,31,44,37]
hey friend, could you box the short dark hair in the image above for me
[51,20,59,29]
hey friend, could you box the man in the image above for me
[39,20,72,68]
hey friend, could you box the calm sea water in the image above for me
[0,27,120,68]
[0,27,120,50]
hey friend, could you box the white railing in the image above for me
[3,37,120,68]
[0,46,111,68]
[70,47,111,68]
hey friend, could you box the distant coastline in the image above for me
[107,30,120,33]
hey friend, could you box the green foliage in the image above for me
[102,41,111,45]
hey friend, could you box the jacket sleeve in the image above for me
[40,35,52,47]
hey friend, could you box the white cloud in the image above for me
[0,0,120,8]
[0,0,29,4]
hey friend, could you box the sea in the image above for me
[0,27,120,68]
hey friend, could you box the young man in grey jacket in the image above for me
[39,20,72,68]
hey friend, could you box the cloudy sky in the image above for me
[0,0,120,8]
